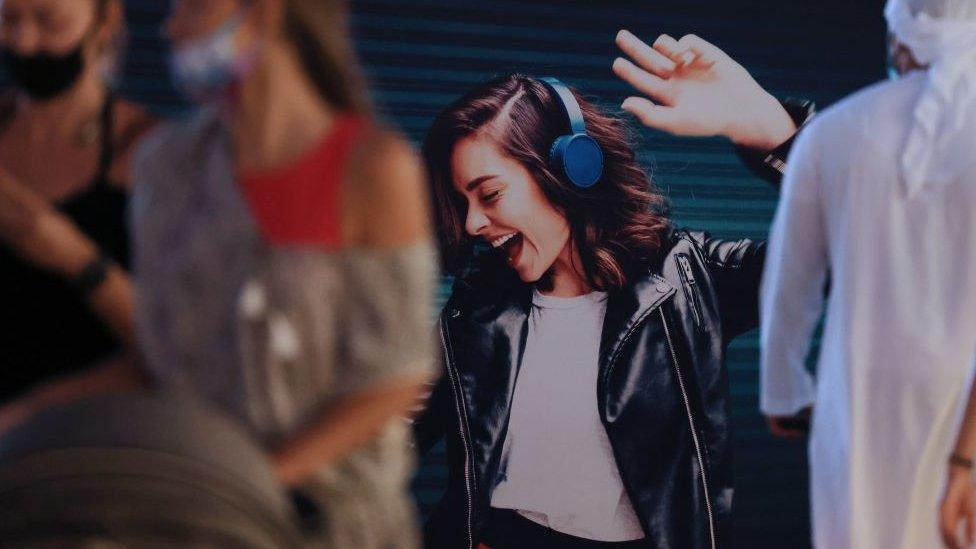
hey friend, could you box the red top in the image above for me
[238,115,368,249]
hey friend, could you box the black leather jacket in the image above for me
[414,103,812,549]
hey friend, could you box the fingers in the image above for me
[765,416,806,439]
[676,34,722,67]
[652,33,721,70]
[621,97,682,134]
[940,480,976,549]
[652,34,696,66]
[615,29,676,79]
[612,58,673,106]
[942,505,961,549]
[618,30,726,72]
[941,499,957,549]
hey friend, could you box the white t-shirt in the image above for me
[490,289,645,541]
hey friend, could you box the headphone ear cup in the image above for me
[550,133,604,188]
[549,134,573,180]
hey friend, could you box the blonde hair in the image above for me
[283,0,372,115]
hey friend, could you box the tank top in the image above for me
[0,96,129,404]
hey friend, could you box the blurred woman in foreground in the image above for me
[0,0,155,405]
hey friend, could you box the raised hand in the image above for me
[613,30,797,151]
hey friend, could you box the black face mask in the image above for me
[2,44,85,101]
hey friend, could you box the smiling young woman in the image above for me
[414,58,812,548]
[430,78,670,297]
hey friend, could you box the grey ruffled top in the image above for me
[130,109,436,547]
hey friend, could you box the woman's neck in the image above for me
[229,42,336,173]
[541,241,593,298]
[17,68,106,144]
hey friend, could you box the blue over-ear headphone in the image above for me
[538,77,604,188]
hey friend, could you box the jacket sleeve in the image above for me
[736,99,816,191]
[692,100,816,340]
[411,368,451,457]
[694,234,767,342]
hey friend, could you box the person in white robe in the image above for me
[758,0,976,547]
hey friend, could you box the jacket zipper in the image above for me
[440,319,476,549]
[677,254,704,330]
[660,308,717,549]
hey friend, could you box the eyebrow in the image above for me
[465,175,498,192]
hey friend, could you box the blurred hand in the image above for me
[0,169,97,277]
[942,466,976,549]
[765,406,812,439]
[613,30,797,151]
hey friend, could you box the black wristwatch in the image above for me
[70,253,117,296]
[736,98,817,183]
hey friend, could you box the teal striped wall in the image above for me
[10,1,888,546]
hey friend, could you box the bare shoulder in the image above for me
[109,98,160,189]
[341,125,430,249]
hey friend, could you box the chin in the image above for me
[514,268,540,283]
[514,262,555,287]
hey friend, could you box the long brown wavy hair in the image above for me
[423,74,671,291]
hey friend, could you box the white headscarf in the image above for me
[884,0,976,196]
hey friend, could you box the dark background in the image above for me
[20,1,890,546]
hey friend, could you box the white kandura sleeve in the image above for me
[759,126,826,416]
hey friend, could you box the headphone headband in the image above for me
[539,77,588,135]
[535,76,604,189]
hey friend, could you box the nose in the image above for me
[464,202,490,237]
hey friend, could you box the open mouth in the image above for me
[490,232,524,264]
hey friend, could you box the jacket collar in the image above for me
[599,272,676,371]
[449,266,676,370]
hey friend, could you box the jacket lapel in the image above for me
[599,273,676,377]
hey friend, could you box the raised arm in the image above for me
[612,31,814,189]
[613,31,798,149]
[682,231,767,341]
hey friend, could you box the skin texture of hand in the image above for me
[942,466,976,549]
[0,168,98,277]
[613,30,797,151]
[766,406,813,439]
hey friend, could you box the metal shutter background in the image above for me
[11,1,889,546]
